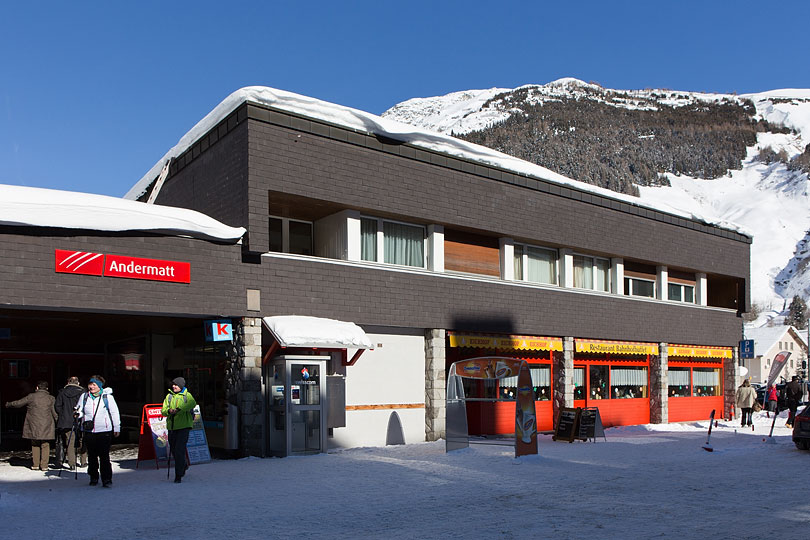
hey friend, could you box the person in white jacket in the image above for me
[74,375,120,487]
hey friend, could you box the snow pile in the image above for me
[125,86,748,237]
[0,183,245,242]
[1,410,806,539]
[262,315,374,349]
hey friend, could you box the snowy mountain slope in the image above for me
[382,80,810,311]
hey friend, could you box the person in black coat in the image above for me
[783,375,803,428]
[54,376,87,469]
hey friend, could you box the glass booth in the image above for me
[265,355,328,456]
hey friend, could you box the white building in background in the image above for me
[743,326,808,383]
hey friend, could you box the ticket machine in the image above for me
[266,355,328,456]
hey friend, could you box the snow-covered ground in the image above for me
[2,410,808,539]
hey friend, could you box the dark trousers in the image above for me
[84,431,113,484]
[740,408,753,426]
[787,401,799,425]
[169,428,190,479]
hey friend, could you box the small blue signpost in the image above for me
[740,339,754,359]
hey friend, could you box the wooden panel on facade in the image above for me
[444,229,500,277]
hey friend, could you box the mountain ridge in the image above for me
[382,80,810,318]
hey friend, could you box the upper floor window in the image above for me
[668,283,695,303]
[361,216,425,268]
[625,277,655,298]
[573,254,610,292]
[514,244,557,285]
[269,216,313,255]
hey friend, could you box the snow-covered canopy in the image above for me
[262,315,374,349]
[0,183,245,242]
[125,86,749,237]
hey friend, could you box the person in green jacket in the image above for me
[162,377,196,483]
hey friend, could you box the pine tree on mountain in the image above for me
[785,295,808,329]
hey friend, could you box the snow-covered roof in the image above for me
[744,325,808,356]
[0,183,245,242]
[262,315,374,349]
[125,86,750,237]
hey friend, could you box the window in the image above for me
[573,254,610,292]
[6,359,30,378]
[625,277,655,298]
[668,283,695,303]
[668,367,691,397]
[361,217,425,268]
[611,367,648,398]
[501,365,552,401]
[514,244,557,285]
[589,365,609,399]
[573,367,585,400]
[268,216,313,256]
[693,368,721,397]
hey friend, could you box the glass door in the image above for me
[289,362,325,454]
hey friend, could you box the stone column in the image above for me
[425,329,446,442]
[234,317,264,457]
[553,337,574,423]
[724,348,740,420]
[650,343,668,424]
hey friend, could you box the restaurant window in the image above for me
[573,367,585,400]
[361,217,425,268]
[693,368,721,397]
[573,255,610,292]
[589,365,609,399]
[610,367,648,398]
[268,216,313,256]
[625,277,655,298]
[668,283,695,303]
[668,367,691,397]
[499,365,551,401]
[6,359,30,379]
[514,244,557,285]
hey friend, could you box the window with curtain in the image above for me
[574,367,585,400]
[668,367,691,397]
[532,366,551,400]
[383,221,425,267]
[360,217,377,262]
[574,254,610,292]
[514,244,557,284]
[693,368,721,397]
[610,367,648,398]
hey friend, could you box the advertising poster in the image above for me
[186,405,211,465]
[146,406,170,462]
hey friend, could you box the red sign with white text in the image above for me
[55,249,105,276]
[104,254,190,283]
[55,250,190,283]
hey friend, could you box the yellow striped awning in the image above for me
[575,339,658,355]
[668,345,732,359]
[448,332,562,352]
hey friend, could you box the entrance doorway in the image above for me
[266,355,328,456]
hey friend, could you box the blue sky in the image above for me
[3,0,809,197]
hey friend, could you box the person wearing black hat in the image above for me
[162,377,196,483]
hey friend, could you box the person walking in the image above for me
[784,375,802,428]
[162,377,196,484]
[735,379,757,430]
[74,375,120,487]
[5,381,58,471]
[54,376,87,470]
[765,384,778,418]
